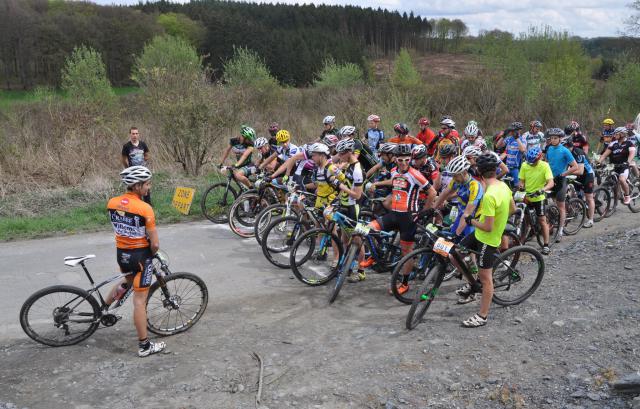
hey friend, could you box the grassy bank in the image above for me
[0,172,220,242]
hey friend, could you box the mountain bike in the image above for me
[596,164,640,215]
[228,177,287,238]
[511,190,560,248]
[253,183,302,246]
[201,167,250,224]
[406,224,544,330]
[20,251,208,347]
[565,174,610,224]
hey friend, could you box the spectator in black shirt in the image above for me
[122,127,151,204]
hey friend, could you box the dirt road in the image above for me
[1,212,639,409]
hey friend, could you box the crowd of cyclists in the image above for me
[208,114,640,328]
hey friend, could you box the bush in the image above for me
[157,12,206,47]
[607,62,640,117]
[223,46,279,91]
[314,59,364,88]
[61,45,114,106]
[391,48,421,89]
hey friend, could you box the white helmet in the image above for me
[367,114,380,122]
[440,118,456,128]
[309,142,330,156]
[336,138,355,153]
[411,144,427,158]
[445,155,470,175]
[614,126,628,135]
[323,115,336,125]
[254,137,269,149]
[379,142,396,154]
[120,166,152,186]
[463,145,482,158]
[339,125,357,137]
[322,134,339,147]
[464,123,479,137]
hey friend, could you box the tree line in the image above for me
[0,0,469,89]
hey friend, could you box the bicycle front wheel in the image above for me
[593,187,611,222]
[406,263,445,330]
[254,204,289,245]
[228,191,269,238]
[20,285,101,347]
[201,182,238,224]
[328,242,358,304]
[290,228,343,286]
[390,247,434,305]
[262,216,310,269]
[492,246,545,306]
[146,273,209,336]
[563,197,586,236]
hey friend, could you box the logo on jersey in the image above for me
[393,177,409,189]
[121,198,129,206]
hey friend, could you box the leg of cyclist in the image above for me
[233,168,252,189]
[555,177,567,242]
[619,170,631,203]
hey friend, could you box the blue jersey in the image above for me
[448,177,484,211]
[571,147,593,175]
[366,129,385,154]
[546,144,575,177]
[504,135,525,169]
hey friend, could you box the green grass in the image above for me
[0,173,222,241]
[0,86,139,109]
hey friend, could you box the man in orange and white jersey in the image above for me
[367,144,436,295]
[106,166,165,357]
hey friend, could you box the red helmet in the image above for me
[418,117,430,126]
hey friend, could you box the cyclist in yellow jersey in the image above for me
[306,143,341,208]
[450,153,515,328]
[519,146,555,254]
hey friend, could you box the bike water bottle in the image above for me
[113,283,129,301]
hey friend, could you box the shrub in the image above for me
[607,62,640,117]
[314,59,364,88]
[61,45,114,106]
[391,48,421,89]
[157,12,206,47]
[223,46,279,91]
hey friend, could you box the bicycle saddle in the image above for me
[64,254,96,267]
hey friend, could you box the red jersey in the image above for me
[390,167,430,213]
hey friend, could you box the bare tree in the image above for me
[626,0,640,35]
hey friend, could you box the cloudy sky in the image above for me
[92,0,631,38]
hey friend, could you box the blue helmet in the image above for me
[526,146,542,164]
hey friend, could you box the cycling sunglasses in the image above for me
[396,157,412,163]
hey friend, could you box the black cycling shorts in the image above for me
[460,233,498,270]
[527,200,546,217]
[377,211,416,242]
[116,248,153,292]
[551,176,568,202]
[578,173,595,194]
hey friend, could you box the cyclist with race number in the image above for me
[106,166,165,357]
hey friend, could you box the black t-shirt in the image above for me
[607,140,634,165]
[122,141,149,167]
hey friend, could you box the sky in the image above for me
[92,0,631,38]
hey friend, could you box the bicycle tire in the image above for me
[390,247,434,305]
[563,197,586,236]
[491,246,545,306]
[254,204,289,245]
[406,263,445,330]
[261,216,310,269]
[146,272,208,336]
[593,187,610,222]
[290,228,343,286]
[228,191,269,238]
[604,181,618,217]
[539,205,560,247]
[201,182,238,224]
[20,285,101,347]
[328,242,359,304]
[627,176,640,213]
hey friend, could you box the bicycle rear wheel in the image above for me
[406,263,445,330]
[328,242,358,304]
[201,182,238,224]
[492,246,545,306]
[290,228,343,286]
[563,197,586,236]
[146,273,209,336]
[627,175,640,213]
[228,191,270,238]
[593,187,610,222]
[541,205,560,247]
[390,247,434,305]
[20,285,101,347]
[261,216,310,269]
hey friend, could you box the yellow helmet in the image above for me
[276,130,290,143]
[603,118,615,125]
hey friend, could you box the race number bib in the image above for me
[433,237,454,257]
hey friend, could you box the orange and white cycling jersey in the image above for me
[390,167,430,213]
[107,192,156,250]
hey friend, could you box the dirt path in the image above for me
[1,209,639,409]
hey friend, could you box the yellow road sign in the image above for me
[172,187,195,215]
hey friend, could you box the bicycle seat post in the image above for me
[79,262,96,286]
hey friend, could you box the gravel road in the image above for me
[1,210,639,409]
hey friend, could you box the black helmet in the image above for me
[476,153,500,174]
[393,123,409,135]
[510,121,523,131]
[439,144,457,157]
[394,143,412,156]
[564,125,573,136]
